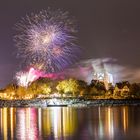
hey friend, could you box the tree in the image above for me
[27,77,52,95]
[90,80,106,91]
[5,83,18,93]
[89,80,106,96]
[16,86,27,98]
[129,83,140,98]
[56,78,81,96]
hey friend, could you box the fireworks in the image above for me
[15,67,65,87]
[14,9,81,72]
[15,68,40,87]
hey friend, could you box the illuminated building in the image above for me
[93,71,113,89]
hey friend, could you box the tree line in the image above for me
[1,77,140,99]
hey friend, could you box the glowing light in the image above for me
[107,108,114,139]
[16,108,38,140]
[123,107,128,132]
[15,67,65,87]
[10,108,15,139]
[3,108,8,140]
[17,109,26,139]
[93,72,114,89]
[53,107,60,138]
[0,108,78,139]
[14,9,81,72]
[15,67,40,87]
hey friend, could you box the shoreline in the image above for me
[0,98,140,107]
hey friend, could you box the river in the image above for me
[0,106,140,140]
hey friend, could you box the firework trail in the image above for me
[15,67,65,87]
[14,8,81,72]
[15,68,40,87]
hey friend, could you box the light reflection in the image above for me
[123,107,128,133]
[3,108,8,140]
[17,109,26,139]
[108,108,114,139]
[17,108,38,140]
[95,106,129,140]
[42,107,78,139]
[10,108,15,139]
[0,108,16,140]
[38,108,42,139]
[0,107,78,139]
[0,106,136,140]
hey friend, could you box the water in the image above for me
[0,106,140,140]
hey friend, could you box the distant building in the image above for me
[93,71,113,89]
[114,82,130,96]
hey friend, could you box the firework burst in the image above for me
[14,9,81,72]
[15,67,65,87]
[15,68,40,87]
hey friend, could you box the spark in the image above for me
[14,9,81,72]
[15,67,65,87]
[15,68,40,87]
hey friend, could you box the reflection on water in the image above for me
[0,106,140,140]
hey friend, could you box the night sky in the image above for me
[0,0,140,87]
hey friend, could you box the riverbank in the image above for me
[0,98,140,107]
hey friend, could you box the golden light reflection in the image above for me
[0,107,78,139]
[3,108,8,140]
[42,107,78,138]
[122,106,128,133]
[0,108,16,140]
[0,106,130,139]
[98,107,114,139]
[107,108,114,139]
[97,106,129,139]
[10,108,15,139]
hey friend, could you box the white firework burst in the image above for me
[14,9,80,72]
[15,68,39,87]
